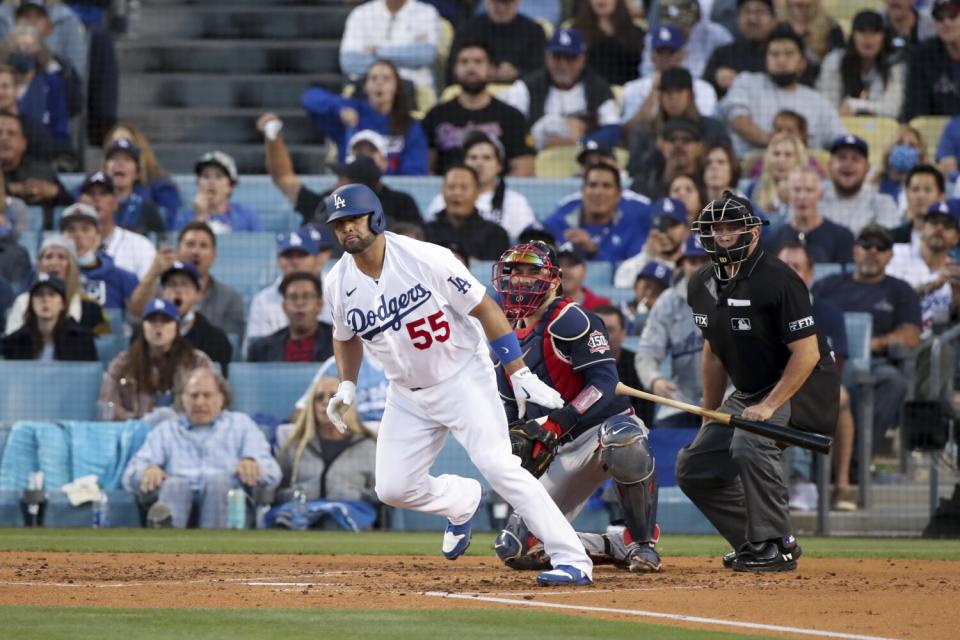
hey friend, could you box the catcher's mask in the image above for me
[692,190,767,281]
[492,241,561,322]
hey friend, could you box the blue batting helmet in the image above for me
[323,183,386,234]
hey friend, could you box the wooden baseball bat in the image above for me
[615,382,832,455]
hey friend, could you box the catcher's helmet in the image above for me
[492,241,561,321]
[691,190,766,280]
[323,183,386,234]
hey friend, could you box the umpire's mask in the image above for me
[692,191,767,281]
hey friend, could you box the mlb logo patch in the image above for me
[586,330,610,354]
[789,316,814,332]
[731,318,752,331]
[694,314,707,327]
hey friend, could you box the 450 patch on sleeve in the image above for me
[587,330,610,354]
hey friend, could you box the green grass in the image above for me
[1,528,959,560]
[0,606,766,640]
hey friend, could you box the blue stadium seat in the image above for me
[104,308,125,334]
[585,261,613,287]
[96,334,128,365]
[211,260,277,297]
[216,232,279,262]
[229,363,320,421]
[812,262,845,284]
[0,362,103,421]
[17,230,40,263]
[843,312,873,374]
[590,284,633,305]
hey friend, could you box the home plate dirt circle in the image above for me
[0,552,957,639]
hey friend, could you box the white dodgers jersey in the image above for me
[326,232,487,389]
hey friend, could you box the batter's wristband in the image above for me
[490,332,523,363]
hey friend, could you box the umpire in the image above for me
[678,191,840,572]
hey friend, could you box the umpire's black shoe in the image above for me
[721,550,737,569]
[732,536,802,573]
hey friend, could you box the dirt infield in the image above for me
[0,552,958,639]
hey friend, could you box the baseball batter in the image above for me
[322,184,593,586]
[488,242,661,574]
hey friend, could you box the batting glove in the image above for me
[510,366,563,419]
[326,381,356,434]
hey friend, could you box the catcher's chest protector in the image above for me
[516,298,585,410]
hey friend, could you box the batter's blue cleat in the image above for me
[442,501,481,560]
[536,565,593,586]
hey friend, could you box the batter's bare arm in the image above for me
[333,335,363,384]
[327,335,363,433]
[700,339,728,414]
[469,295,525,374]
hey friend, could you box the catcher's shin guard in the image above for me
[494,512,551,570]
[599,415,659,544]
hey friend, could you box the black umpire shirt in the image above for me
[687,248,838,417]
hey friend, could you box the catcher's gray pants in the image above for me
[675,391,792,549]
[154,473,238,529]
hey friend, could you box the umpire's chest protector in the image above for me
[688,254,840,435]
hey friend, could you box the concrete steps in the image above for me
[117,39,341,74]
[137,5,350,39]
[119,74,341,110]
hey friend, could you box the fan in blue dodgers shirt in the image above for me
[538,163,650,262]
[59,203,138,311]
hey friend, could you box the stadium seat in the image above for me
[841,116,899,166]
[843,312,875,508]
[216,232,279,262]
[229,363,320,421]
[96,334,128,365]
[17,230,40,263]
[812,262,844,284]
[590,284,633,305]
[535,146,579,178]
[585,261,613,287]
[822,0,885,22]
[0,362,104,422]
[211,260,278,297]
[909,116,950,162]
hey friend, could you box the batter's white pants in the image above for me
[374,354,592,577]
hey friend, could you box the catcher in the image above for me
[491,241,661,573]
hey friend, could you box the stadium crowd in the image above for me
[1,0,960,527]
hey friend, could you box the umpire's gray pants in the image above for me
[156,473,238,529]
[675,391,791,549]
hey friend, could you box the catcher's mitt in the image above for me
[509,418,560,478]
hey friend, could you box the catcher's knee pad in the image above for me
[599,415,655,484]
[599,415,659,544]
[493,513,551,570]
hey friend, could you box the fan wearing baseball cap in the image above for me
[820,135,901,235]
[59,202,139,311]
[1,272,97,361]
[159,260,233,376]
[812,225,921,459]
[245,227,335,357]
[78,170,157,280]
[99,297,214,421]
[904,0,960,121]
[503,28,621,150]
[634,233,710,429]
[639,0,733,80]
[172,151,264,233]
[100,139,166,235]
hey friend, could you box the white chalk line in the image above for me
[0,571,364,589]
[422,591,901,640]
